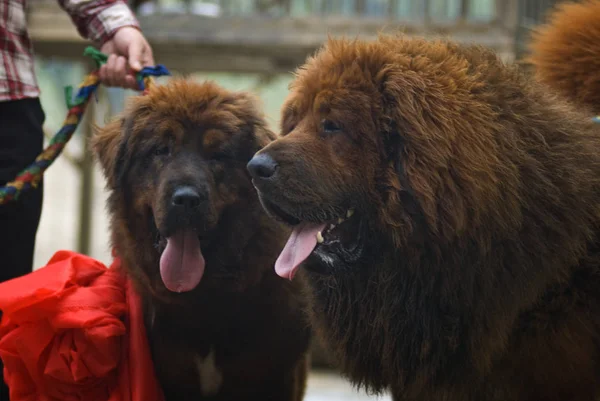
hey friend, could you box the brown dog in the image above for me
[527,0,600,111]
[247,34,600,400]
[92,78,311,401]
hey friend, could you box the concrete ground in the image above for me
[306,370,391,401]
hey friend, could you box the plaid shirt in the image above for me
[0,0,140,101]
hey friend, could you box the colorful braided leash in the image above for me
[0,47,171,205]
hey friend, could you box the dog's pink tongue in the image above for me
[159,229,205,292]
[275,222,326,280]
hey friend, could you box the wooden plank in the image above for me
[77,98,95,256]
[29,2,515,43]
[138,15,509,47]
[28,4,515,74]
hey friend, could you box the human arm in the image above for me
[57,0,138,48]
[58,0,154,89]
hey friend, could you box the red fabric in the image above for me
[0,250,164,401]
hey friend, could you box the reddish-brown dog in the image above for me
[528,0,600,112]
[247,27,600,401]
[93,79,310,401]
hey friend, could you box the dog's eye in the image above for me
[154,145,171,157]
[321,119,340,134]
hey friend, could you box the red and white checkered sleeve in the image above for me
[57,0,140,46]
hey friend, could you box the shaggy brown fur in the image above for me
[528,0,600,111]
[92,79,311,401]
[247,35,600,400]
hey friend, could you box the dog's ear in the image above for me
[378,67,442,243]
[91,116,131,189]
[253,123,276,151]
[379,64,477,243]
[229,91,276,153]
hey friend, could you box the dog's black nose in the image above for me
[247,153,278,180]
[172,186,202,210]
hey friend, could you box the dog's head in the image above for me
[93,79,274,295]
[248,36,526,280]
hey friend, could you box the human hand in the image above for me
[99,26,154,90]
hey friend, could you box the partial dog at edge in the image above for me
[247,5,600,401]
[92,78,311,401]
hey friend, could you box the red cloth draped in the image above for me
[0,250,164,401]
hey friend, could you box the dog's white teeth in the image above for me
[316,231,324,243]
[346,209,355,218]
[329,224,336,230]
[337,217,344,224]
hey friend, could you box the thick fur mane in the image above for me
[299,35,600,396]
